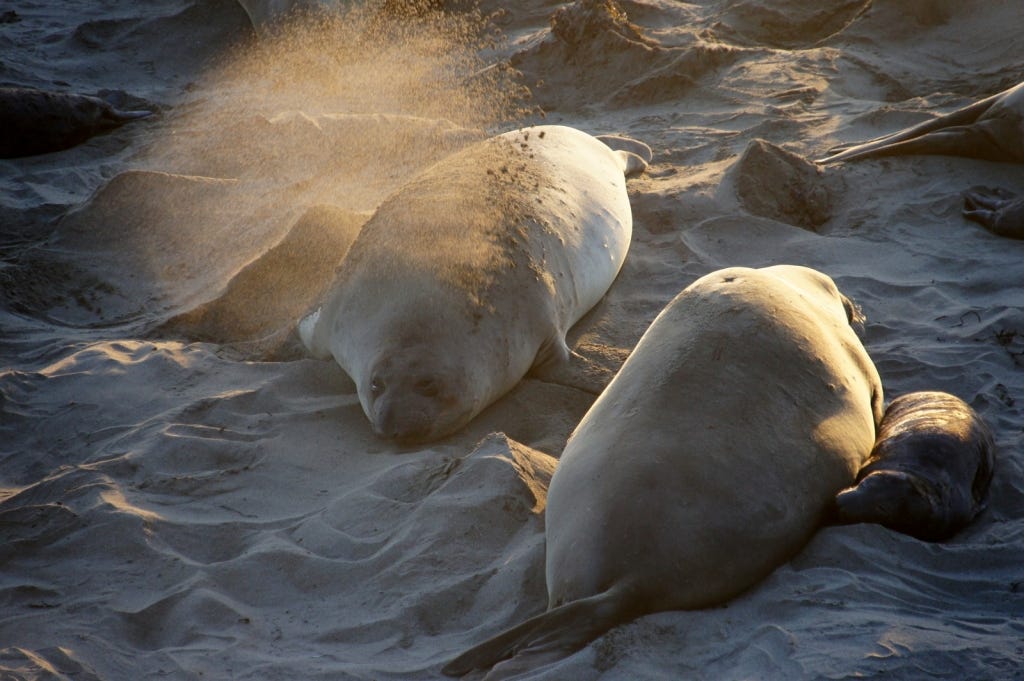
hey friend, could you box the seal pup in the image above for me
[962,186,1024,239]
[0,87,152,158]
[816,81,1024,164]
[443,265,883,679]
[300,125,651,443]
[835,391,995,541]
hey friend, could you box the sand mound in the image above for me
[2,171,251,327]
[152,203,369,356]
[510,0,746,112]
[713,0,869,49]
[731,138,843,231]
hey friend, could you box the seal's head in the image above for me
[834,470,946,540]
[361,347,477,443]
[330,269,529,444]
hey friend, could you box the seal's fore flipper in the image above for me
[596,134,653,176]
[963,186,1024,239]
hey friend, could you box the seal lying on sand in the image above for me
[443,265,883,679]
[300,125,651,443]
[816,81,1024,164]
[962,186,1024,239]
[835,391,995,541]
[0,87,152,158]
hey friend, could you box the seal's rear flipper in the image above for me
[596,134,653,176]
[815,91,1007,164]
[442,588,633,679]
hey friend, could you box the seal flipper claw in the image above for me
[962,186,1024,239]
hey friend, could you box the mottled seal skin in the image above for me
[835,391,995,541]
[0,87,152,158]
[300,124,650,444]
[962,186,1024,239]
[443,265,883,679]
[816,81,1024,164]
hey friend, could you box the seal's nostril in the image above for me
[414,376,439,397]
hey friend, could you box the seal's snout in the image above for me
[835,482,895,523]
[835,469,948,540]
[372,399,434,443]
[413,375,441,398]
[375,420,433,443]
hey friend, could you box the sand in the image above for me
[2,0,1023,679]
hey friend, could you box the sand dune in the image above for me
[1,0,1023,679]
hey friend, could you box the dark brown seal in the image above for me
[816,81,1024,164]
[0,87,152,158]
[835,391,995,541]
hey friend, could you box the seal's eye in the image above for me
[370,377,384,397]
[414,376,440,398]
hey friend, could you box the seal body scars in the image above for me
[443,265,883,678]
[816,81,1024,164]
[0,87,152,158]
[835,391,995,541]
[300,125,649,443]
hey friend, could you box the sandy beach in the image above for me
[1,0,1023,678]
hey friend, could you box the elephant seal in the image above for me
[835,391,995,541]
[0,87,152,158]
[300,125,651,443]
[816,81,1024,164]
[962,186,1024,239]
[443,265,883,679]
